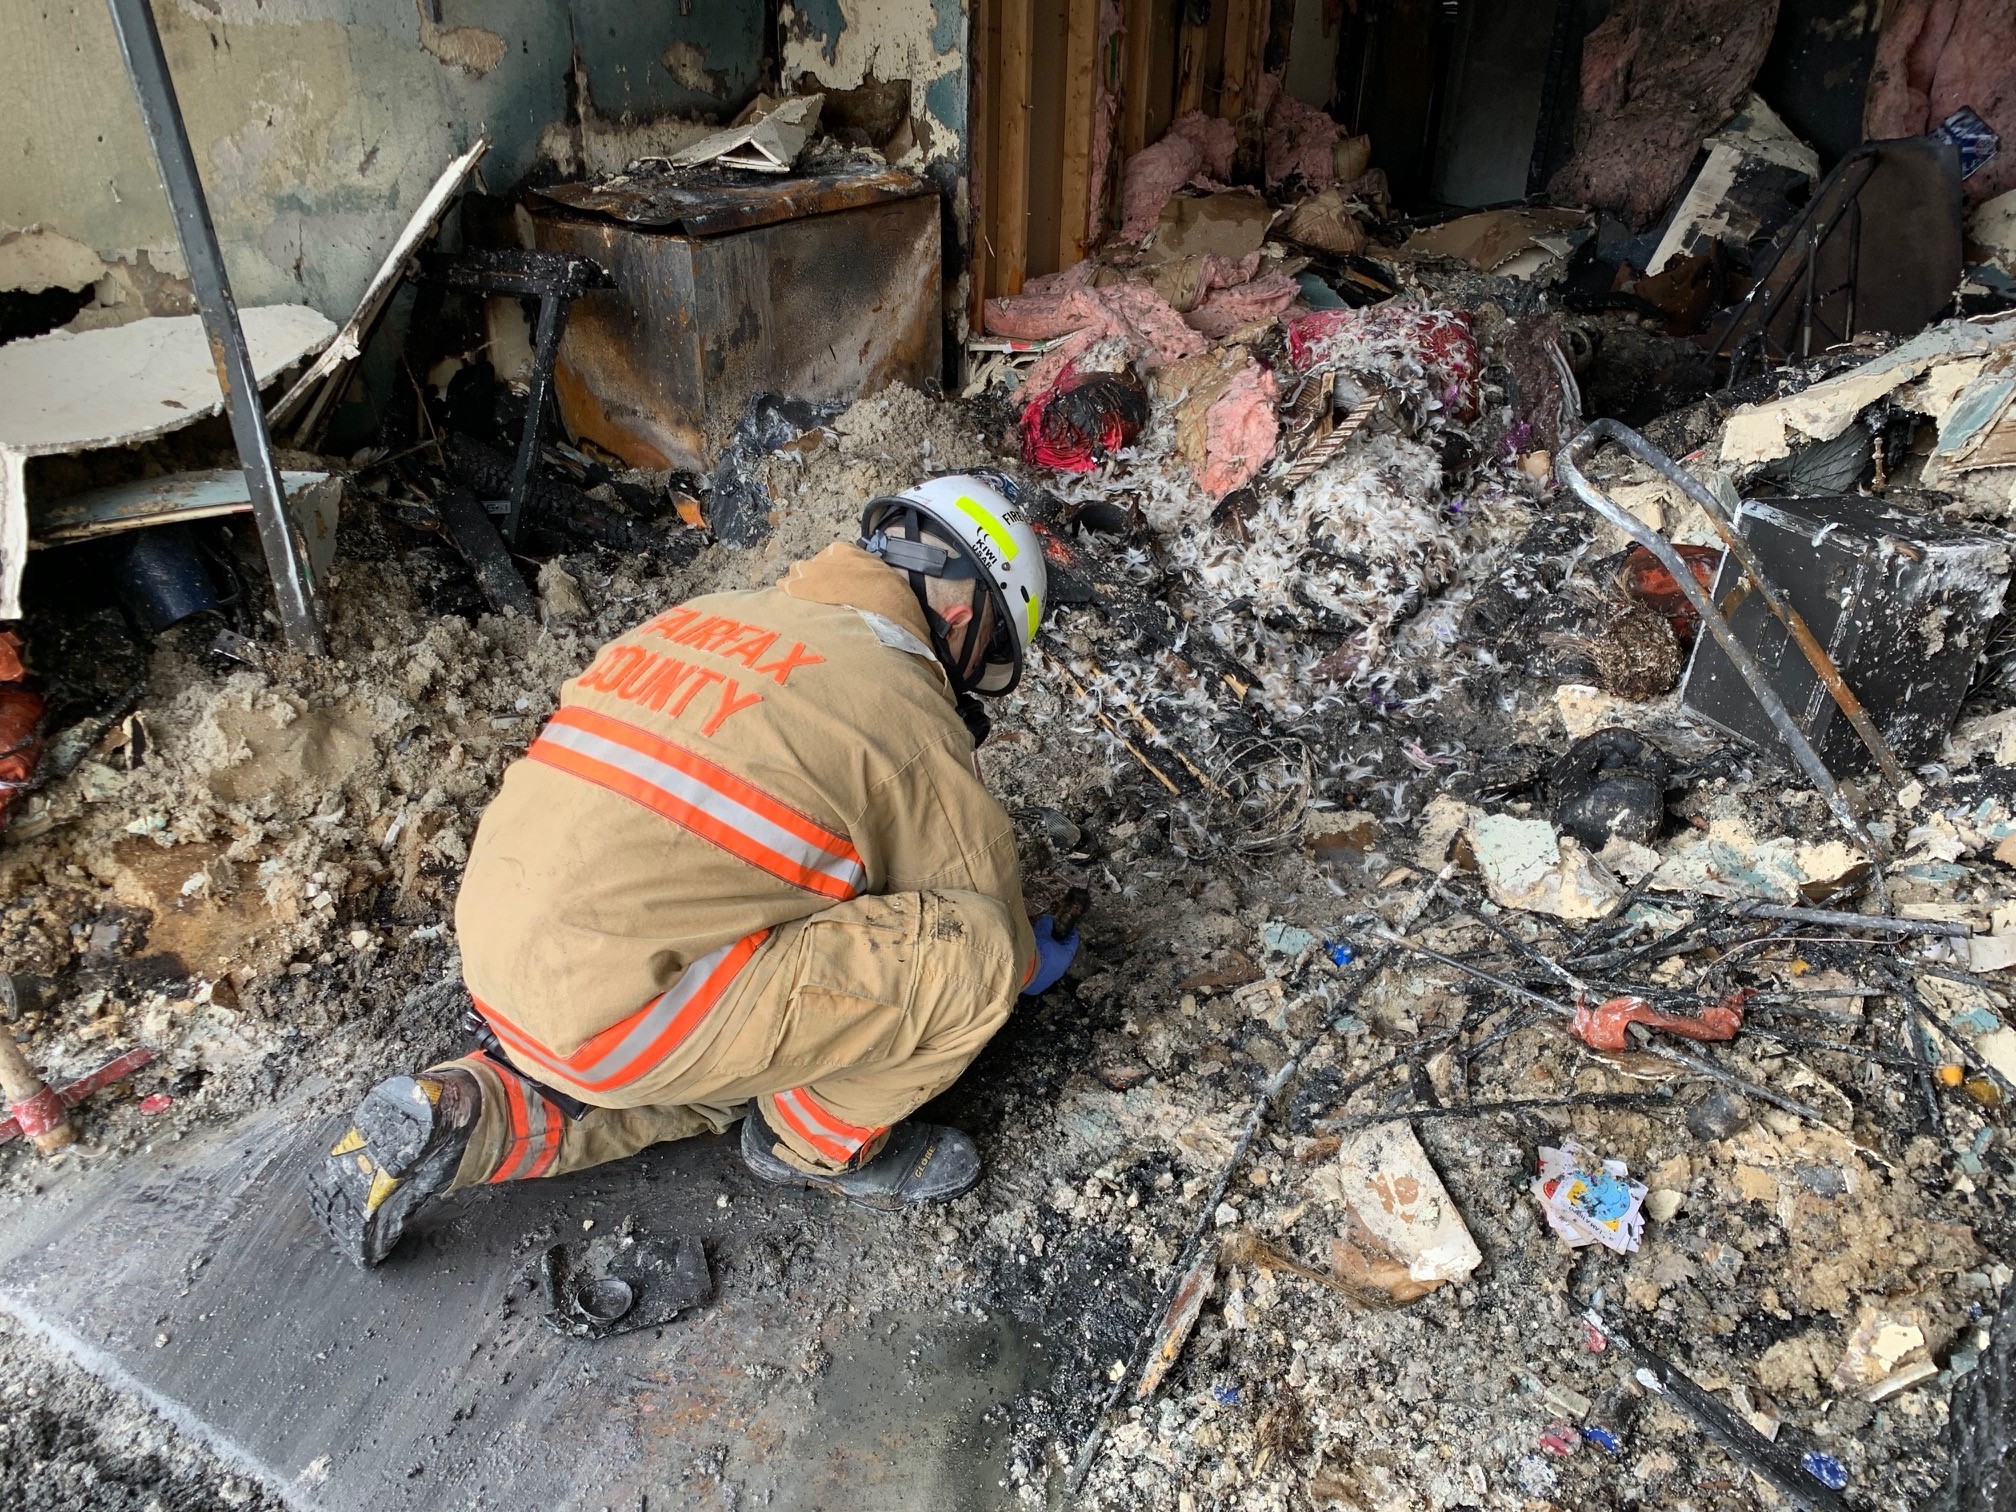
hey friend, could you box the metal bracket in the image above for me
[417,249,612,545]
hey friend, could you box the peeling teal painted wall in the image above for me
[778,0,970,176]
[0,0,765,321]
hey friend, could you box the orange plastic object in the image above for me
[1622,543,1723,646]
[1571,988,1750,1053]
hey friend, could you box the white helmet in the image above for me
[859,472,1047,696]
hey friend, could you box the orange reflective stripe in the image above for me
[527,706,865,901]
[487,1065,563,1182]
[770,1087,885,1166]
[475,929,769,1095]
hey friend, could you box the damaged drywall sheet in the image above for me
[779,0,967,169]
[0,305,336,618]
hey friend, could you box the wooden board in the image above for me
[1058,0,1100,267]
[995,0,1036,293]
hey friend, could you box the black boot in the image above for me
[739,1100,982,1209]
[308,1069,478,1267]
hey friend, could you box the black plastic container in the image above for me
[1680,493,2011,775]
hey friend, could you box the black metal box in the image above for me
[1680,493,2012,775]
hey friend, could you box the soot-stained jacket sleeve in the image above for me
[864,729,1038,980]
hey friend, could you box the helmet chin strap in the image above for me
[863,506,989,696]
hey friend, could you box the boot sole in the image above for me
[307,1077,465,1267]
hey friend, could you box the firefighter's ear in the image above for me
[939,602,974,628]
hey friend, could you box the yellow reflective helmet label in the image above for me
[1026,592,1041,641]
[953,494,1019,560]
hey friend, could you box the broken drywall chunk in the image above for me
[1720,314,2016,465]
[0,305,337,620]
[1975,186,2016,272]
[0,227,105,296]
[1830,1299,1932,1394]
[667,95,824,174]
[1321,1121,1480,1302]
[1467,813,1621,921]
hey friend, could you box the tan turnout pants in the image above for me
[434,889,1021,1189]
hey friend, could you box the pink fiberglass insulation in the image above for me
[986,272,1205,373]
[1197,359,1280,499]
[1120,112,1239,240]
[1186,269,1302,339]
[1546,0,1779,229]
[1098,281,1210,365]
[981,262,1100,340]
[1286,306,1482,423]
[1262,82,1344,190]
[1865,0,2016,205]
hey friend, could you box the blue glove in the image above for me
[1022,913,1080,996]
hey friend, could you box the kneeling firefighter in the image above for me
[309,474,1080,1265]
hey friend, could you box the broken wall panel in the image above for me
[779,0,971,177]
[0,305,337,619]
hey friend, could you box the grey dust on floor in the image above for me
[0,1085,1053,1512]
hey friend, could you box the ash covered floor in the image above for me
[3,343,2016,1512]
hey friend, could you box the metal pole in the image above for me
[103,0,327,655]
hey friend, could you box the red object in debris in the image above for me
[0,630,45,835]
[1583,1320,1608,1354]
[1540,1423,1583,1457]
[1284,307,1482,422]
[139,1092,174,1115]
[1622,544,1723,646]
[1571,989,1751,1053]
[0,1046,159,1145]
[1020,367,1150,472]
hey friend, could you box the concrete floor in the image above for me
[0,1083,1049,1511]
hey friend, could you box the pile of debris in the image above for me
[8,20,2016,1512]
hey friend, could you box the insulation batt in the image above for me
[1159,350,1281,499]
[1547,0,1781,229]
[1259,74,1345,190]
[1185,269,1302,340]
[984,263,1204,371]
[1119,111,1238,240]
[1865,0,2016,205]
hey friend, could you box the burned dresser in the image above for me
[525,165,941,475]
[1681,493,2011,775]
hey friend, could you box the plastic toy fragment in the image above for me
[1570,988,1749,1052]
[1532,1142,1647,1253]
[1801,1451,1849,1491]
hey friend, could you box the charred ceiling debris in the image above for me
[7,1,2016,1509]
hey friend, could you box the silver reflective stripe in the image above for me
[539,720,865,896]
[567,936,743,1085]
[776,1086,871,1151]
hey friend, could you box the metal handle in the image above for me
[1555,420,1886,900]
